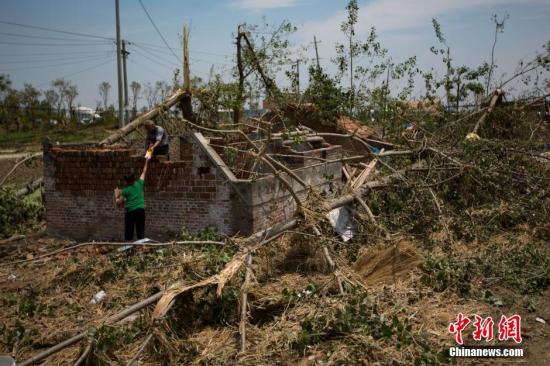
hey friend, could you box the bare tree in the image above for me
[51,79,78,123]
[143,82,158,109]
[98,81,111,110]
[156,81,171,102]
[44,89,58,123]
[65,84,78,113]
[52,79,68,123]
[486,13,509,97]
[130,81,141,116]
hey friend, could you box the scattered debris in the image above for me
[118,238,156,252]
[326,206,356,242]
[90,290,106,304]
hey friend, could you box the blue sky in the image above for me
[1,0,549,107]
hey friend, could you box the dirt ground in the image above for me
[0,229,547,365]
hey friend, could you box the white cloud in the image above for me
[298,0,547,54]
[231,0,301,10]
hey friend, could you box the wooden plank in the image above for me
[352,148,385,189]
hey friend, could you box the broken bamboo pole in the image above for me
[99,88,188,145]
[312,225,344,295]
[72,343,92,366]
[18,293,164,366]
[322,246,345,295]
[1,240,226,267]
[239,254,253,353]
[126,333,154,366]
[0,234,26,245]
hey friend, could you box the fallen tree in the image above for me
[99,89,189,146]
[15,177,43,198]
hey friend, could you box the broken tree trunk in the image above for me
[240,33,280,98]
[15,177,43,198]
[354,194,390,240]
[99,89,188,145]
[235,27,245,124]
[471,88,503,136]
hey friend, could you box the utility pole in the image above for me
[121,40,129,124]
[296,59,300,95]
[349,36,354,116]
[313,36,320,70]
[115,0,124,127]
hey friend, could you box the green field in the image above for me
[0,121,114,151]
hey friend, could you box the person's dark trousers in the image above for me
[125,208,145,241]
[153,144,169,156]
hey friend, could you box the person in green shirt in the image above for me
[114,157,150,241]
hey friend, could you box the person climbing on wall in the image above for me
[143,119,169,157]
[114,156,150,241]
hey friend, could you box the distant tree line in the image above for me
[0,74,184,133]
[2,2,548,134]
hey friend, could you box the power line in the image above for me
[1,53,115,72]
[0,19,114,40]
[0,50,112,57]
[132,40,231,58]
[0,41,113,47]
[131,43,180,67]
[137,0,181,63]
[128,57,171,80]
[130,47,178,71]
[36,59,115,87]
[0,31,112,43]
[132,41,233,66]
[0,51,115,65]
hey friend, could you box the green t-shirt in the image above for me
[121,179,145,212]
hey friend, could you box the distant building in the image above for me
[71,106,100,124]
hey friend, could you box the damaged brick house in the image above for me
[43,131,343,241]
